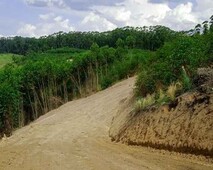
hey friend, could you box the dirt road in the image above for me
[0,77,212,170]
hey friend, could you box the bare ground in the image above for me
[110,92,213,157]
[0,77,212,170]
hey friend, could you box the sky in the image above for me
[0,0,212,37]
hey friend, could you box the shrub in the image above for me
[135,35,209,99]
[134,93,156,111]
[157,89,169,105]
[135,70,155,97]
[181,67,192,91]
[135,81,182,112]
[166,82,182,101]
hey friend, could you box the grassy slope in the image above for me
[0,54,15,68]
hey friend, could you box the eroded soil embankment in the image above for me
[109,67,213,157]
[110,92,213,157]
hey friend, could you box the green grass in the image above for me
[27,47,88,61]
[0,53,23,69]
[0,54,14,68]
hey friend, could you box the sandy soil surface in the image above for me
[0,77,212,170]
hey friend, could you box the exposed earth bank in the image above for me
[110,67,213,157]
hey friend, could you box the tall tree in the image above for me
[195,24,202,34]
[202,21,209,34]
[210,15,213,32]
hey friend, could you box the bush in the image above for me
[100,49,153,89]
[135,81,183,112]
[135,70,155,97]
[166,82,182,101]
[135,35,208,98]
[134,93,155,112]
[181,68,192,91]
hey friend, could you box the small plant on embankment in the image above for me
[134,81,183,112]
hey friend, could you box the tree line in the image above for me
[0,25,176,55]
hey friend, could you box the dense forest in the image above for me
[0,15,212,137]
[0,25,177,54]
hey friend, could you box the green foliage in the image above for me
[205,31,213,62]
[135,18,212,99]
[0,65,21,134]
[116,38,125,48]
[135,81,182,112]
[101,49,153,89]
[0,26,176,55]
[166,82,182,101]
[0,45,152,135]
[0,54,22,68]
[134,93,156,112]
[181,69,192,91]
[126,35,136,48]
[135,69,155,96]
[136,34,210,97]
[156,89,169,105]
[46,47,85,54]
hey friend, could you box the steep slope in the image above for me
[0,77,212,170]
[110,91,213,157]
[110,67,213,157]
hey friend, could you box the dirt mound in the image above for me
[110,67,213,157]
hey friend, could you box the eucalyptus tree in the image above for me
[195,24,202,34]
[210,15,213,32]
[202,21,209,34]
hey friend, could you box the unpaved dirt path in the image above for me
[0,77,212,170]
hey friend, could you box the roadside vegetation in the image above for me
[0,15,212,137]
[134,16,213,110]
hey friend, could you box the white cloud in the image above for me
[81,12,117,32]
[39,13,55,20]
[88,0,212,31]
[25,0,48,6]
[25,0,66,8]
[17,24,37,37]
[23,0,213,33]
[54,16,63,22]
[91,0,170,28]
[17,15,74,37]
[172,2,194,21]
[159,2,199,30]
[195,0,213,11]
[92,6,131,23]
[193,0,213,22]
[25,0,125,10]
